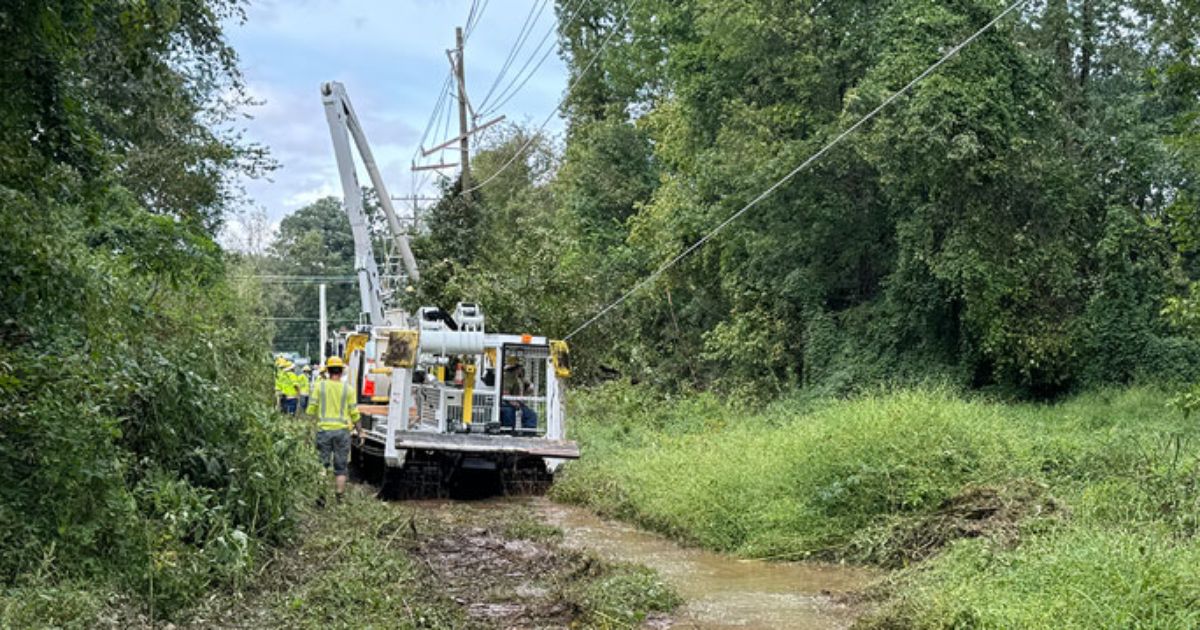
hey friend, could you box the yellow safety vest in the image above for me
[276,369,298,397]
[307,378,360,431]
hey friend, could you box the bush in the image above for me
[0,185,319,618]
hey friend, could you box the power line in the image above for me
[563,0,1031,341]
[463,0,480,36]
[237,276,358,284]
[259,317,357,322]
[415,75,454,158]
[239,275,356,280]
[465,0,491,41]
[478,0,589,117]
[479,36,557,116]
[408,0,491,193]
[477,0,550,112]
[460,0,639,197]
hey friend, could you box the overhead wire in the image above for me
[460,0,640,197]
[239,275,358,284]
[463,0,481,39]
[408,0,492,195]
[476,0,550,113]
[464,0,491,41]
[412,76,453,189]
[478,0,589,117]
[563,0,1031,341]
[414,75,454,158]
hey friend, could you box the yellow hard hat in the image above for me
[326,356,346,369]
[280,360,294,370]
[303,365,312,373]
[275,356,287,366]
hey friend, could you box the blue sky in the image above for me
[222,0,568,243]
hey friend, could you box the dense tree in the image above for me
[0,0,309,616]
[540,0,1200,395]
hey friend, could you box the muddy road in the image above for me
[418,497,879,629]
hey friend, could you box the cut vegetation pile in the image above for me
[554,384,1200,628]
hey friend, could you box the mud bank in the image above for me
[447,497,878,630]
[178,486,677,629]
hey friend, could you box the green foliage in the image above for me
[0,583,110,630]
[573,564,681,628]
[557,385,1198,558]
[0,0,313,620]
[862,528,1200,629]
[0,188,319,614]
[443,0,1200,396]
[255,194,380,354]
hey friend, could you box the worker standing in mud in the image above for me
[277,359,299,414]
[295,365,311,413]
[307,356,359,505]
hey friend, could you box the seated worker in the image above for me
[500,362,538,432]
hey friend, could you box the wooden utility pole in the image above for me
[415,31,503,193]
[454,26,471,196]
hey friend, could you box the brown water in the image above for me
[522,498,879,629]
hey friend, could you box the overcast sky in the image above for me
[222,0,568,246]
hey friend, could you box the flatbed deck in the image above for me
[361,429,580,459]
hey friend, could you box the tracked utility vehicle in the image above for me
[320,81,579,496]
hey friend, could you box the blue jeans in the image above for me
[281,397,297,415]
[500,403,538,429]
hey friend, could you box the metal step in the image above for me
[387,431,580,459]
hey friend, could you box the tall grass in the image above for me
[555,384,1200,628]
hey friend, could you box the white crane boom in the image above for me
[320,81,420,326]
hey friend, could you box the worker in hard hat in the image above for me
[274,358,285,409]
[294,365,311,414]
[277,360,299,415]
[500,362,538,434]
[307,356,359,505]
[290,362,309,412]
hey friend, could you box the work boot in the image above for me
[315,495,326,509]
[336,492,345,505]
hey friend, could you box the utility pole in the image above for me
[454,26,471,197]
[319,283,327,366]
[415,32,503,194]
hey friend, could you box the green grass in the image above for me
[553,383,1200,628]
[862,527,1200,629]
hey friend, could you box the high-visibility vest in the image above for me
[276,369,298,397]
[293,371,310,395]
[308,378,360,431]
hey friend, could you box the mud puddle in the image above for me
[436,497,880,629]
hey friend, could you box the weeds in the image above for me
[555,383,1200,628]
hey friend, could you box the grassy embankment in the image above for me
[1,484,678,629]
[553,384,1200,628]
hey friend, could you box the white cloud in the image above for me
[224,0,569,228]
[283,182,340,208]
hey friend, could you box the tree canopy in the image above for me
[414,0,1200,398]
